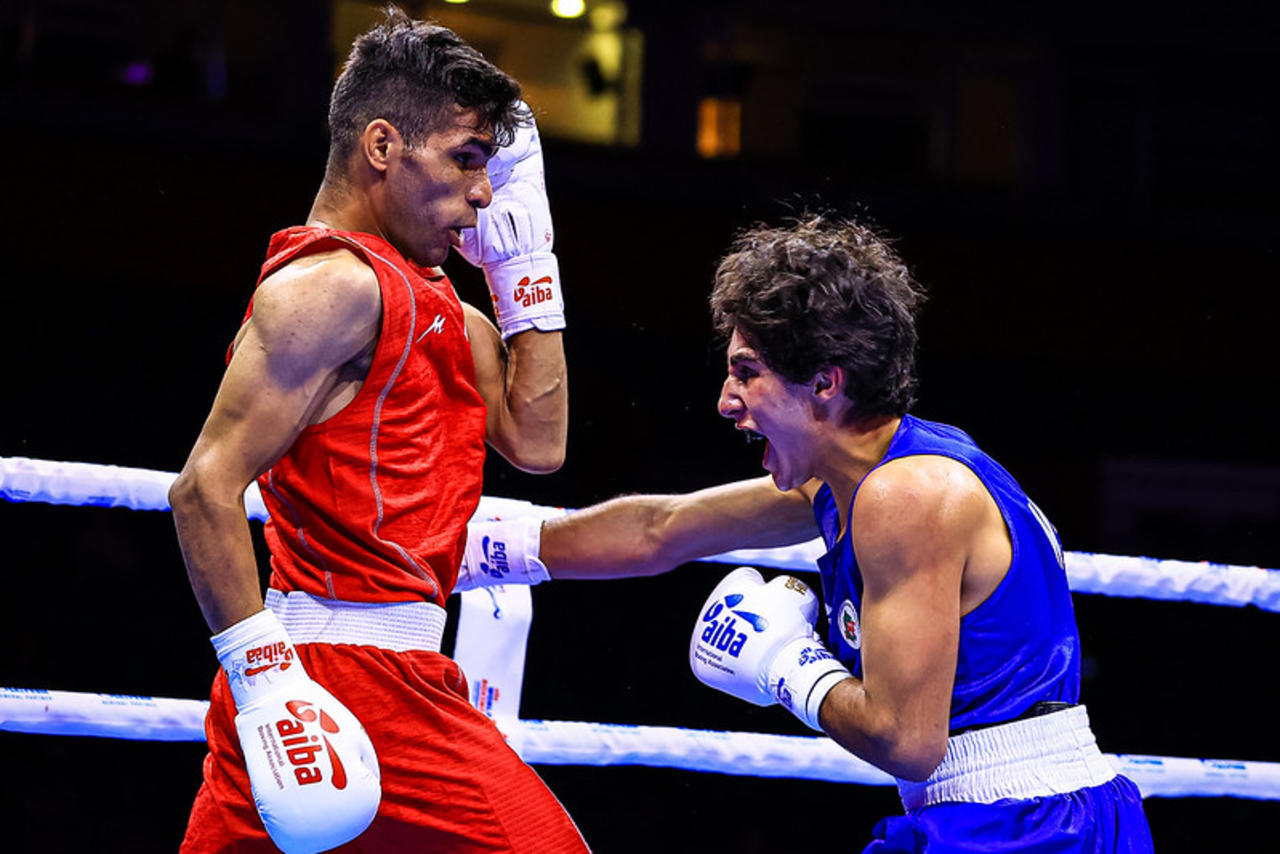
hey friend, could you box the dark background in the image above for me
[2,0,1277,851]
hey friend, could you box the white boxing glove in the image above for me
[457,110,564,340]
[213,609,380,854]
[453,518,552,593]
[690,567,851,731]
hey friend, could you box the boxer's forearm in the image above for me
[461,478,815,587]
[540,477,816,579]
[458,111,567,476]
[818,677,948,782]
[170,474,264,633]
[498,328,567,472]
[540,494,678,578]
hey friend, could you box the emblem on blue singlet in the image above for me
[838,600,861,650]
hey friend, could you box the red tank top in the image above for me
[240,226,487,605]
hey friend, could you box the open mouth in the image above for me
[742,428,772,471]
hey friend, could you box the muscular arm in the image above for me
[539,476,820,579]
[816,457,983,781]
[465,304,566,474]
[169,252,381,633]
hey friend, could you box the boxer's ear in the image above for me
[361,119,401,174]
[811,366,843,400]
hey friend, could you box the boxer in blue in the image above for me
[459,213,1154,852]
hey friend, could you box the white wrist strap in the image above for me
[496,516,552,585]
[486,252,565,340]
[791,669,850,731]
[469,516,552,587]
[770,637,851,731]
[211,608,305,708]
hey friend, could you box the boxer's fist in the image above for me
[457,110,563,339]
[481,112,543,193]
[690,568,817,706]
[213,609,380,854]
[689,568,850,730]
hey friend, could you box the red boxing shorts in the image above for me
[181,643,588,852]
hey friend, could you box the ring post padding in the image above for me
[452,585,533,721]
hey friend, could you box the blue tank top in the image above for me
[812,414,1080,732]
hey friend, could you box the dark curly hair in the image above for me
[710,213,926,419]
[326,6,529,174]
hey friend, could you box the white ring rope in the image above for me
[3,456,1278,610]
[3,688,1278,800]
[3,455,1278,802]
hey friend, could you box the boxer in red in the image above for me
[169,8,586,852]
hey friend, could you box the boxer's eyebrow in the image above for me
[463,136,498,159]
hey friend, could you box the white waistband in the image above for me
[897,705,1116,810]
[265,588,446,653]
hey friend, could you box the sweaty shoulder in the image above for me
[252,248,382,371]
[852,455,993,571]
[258,247,380,322]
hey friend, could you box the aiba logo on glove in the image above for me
[244,641,294,677]
[699,593,769,658]
[513,276,555,308]
[699,601,746,657]
[274,700,350,789]
[479,535,510,581]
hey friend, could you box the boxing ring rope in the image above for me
[5,688,1278,799]
[4,456,1279,801]
[4,457,1278,611]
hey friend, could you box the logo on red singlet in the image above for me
[416,313,446,342]
[512,276,555,309]
[275,700,348,788]
[244,641,294,677]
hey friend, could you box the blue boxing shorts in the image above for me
[866,706,1153,853]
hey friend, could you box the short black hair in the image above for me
[327,6,529,171]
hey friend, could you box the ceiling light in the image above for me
[551,0,587,19]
